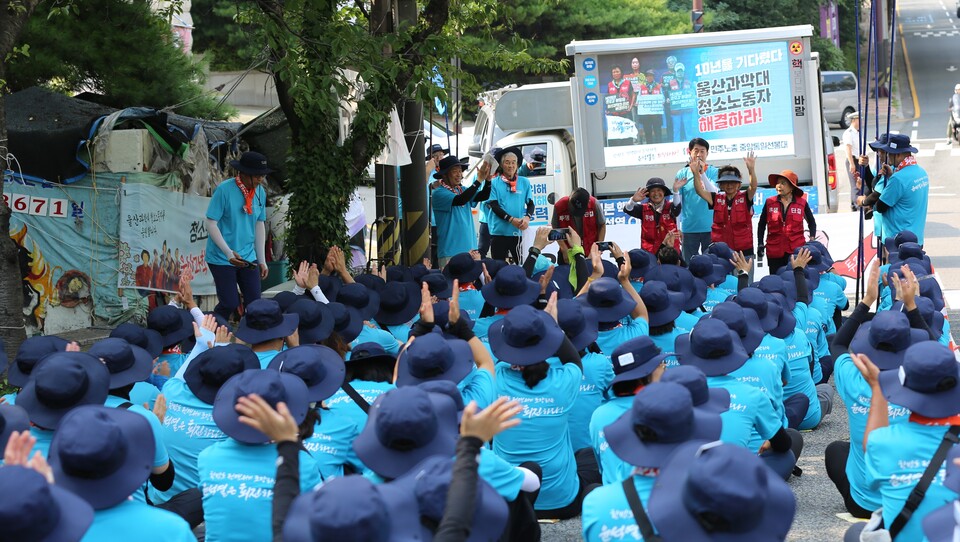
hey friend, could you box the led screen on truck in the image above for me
[589,40,796,168]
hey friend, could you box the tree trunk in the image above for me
[1,0,42,358]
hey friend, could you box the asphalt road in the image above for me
[542,3,960,539]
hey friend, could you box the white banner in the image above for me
[118,183,216,294]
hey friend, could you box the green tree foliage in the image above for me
[254,0,566,262]
[461,0,691,88]
[190,0,263,71]
[8,0,233,119]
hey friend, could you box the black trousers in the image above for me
[825,440,874,519]
[491,235,523,265]
[534,448,602,520]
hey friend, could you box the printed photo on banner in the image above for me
[592,41,797,168]
[118,183,216,295]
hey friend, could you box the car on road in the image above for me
[821,71,859,128]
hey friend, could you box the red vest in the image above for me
[555,196,600,249]
[640,201,680,253]
[764,195,807,258]
[711,192,754,251]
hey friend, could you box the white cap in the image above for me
[955,83,960,90]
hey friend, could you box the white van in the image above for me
[821,71,859,128]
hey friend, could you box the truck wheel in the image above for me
[839,107,855,129]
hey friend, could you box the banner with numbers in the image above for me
[118,183,216,294]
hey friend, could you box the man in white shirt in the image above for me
[841,111,860,212]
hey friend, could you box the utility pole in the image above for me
[397,0,430,266]
[692,0,704,33]
[371,0,400,266]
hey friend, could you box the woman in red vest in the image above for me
[551,187,606,263]
[758,169,817,274]
[623,177,681,255]
[691,152,758,280]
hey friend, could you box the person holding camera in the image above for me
[551,188,606,264]
[205,151,271,321]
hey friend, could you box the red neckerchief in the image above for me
[501,174,518,193]
[236,176,255,215]
[494,308,511,316]
[632,467,660,477]
[459,283,476,291]
[895,155,918,173]
[439,181,464,195]
[162,345,182,355]
[909,413,960,426]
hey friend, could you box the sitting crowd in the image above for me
[0,216,958,541]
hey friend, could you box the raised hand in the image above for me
[851,352,881,387]
[306,264,320,289]
[743,150,757,172]
[631,186,648,202]
[790,247,812,269]
[863,259,880,306]
[544,291,559,322]
[538,265,555,295]
[448,280,461,325]
[418,282,435,324]
[460,398,523,442]
[293,260,310,288]
[533,226,551,250]
[151,394,167,425]
[589,243,604,279]
[236,394,300,443]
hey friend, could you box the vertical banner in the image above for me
[118,183,216,294]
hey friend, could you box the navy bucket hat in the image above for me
[353,386,459,479]
[421,272,454,300]
[183,343,261,405]
[443,252,483,284]
[89,338,155,389]
[610,336,669,385]
[268,345,346,403]
[675,318,749,377]
[375,281,422,326]
[732,287,778,333]
[17,352,110,429]
[354,273,387,293]
[286,299,335,344]
[109,323,163,359]
[395,333,474,386]
[381,455,509,542]
[604,382,723,468]
[648,441,796,542]
[213,369,310,444]
[660,365,731,414]
[689,255,727,288]
[879,341,960,418]
[481,266,539,309]
[638,280,684,327]
[627,248,654,280]
[646,264,706,312]
[49,405,155,510]
[271,291,305,312]
[7,335,70,387]
[337,283,381,320]
[430,300,475,337]
[0,403,29,450]
[706,302,764,356]
[849,310,929,371]
[146,305,194,348]
[328,302,364,343]
[556,299,600,351]
[236,299,300,344]
[892,298,944,341]
[488,305,565,365]
[349,342,398,366]
[577,277,636,322]
[0,465,95,542]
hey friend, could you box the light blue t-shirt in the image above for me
[81,499,195,542]
[865,422,956,542]
[352,326,402,356]
[872,172,887,239]
[205,179,266,266]
[303,409,366,480]
[878,163,930,245]
[159,352,188,381]
[494,361,582,510]
[834,353,910,511]
[478,447,525,501]
[458,288,485,321]
[649,328,683,368]
[149,379,226,504]
[384,323,412,343]
[784,303,821,430]
[590,395,634,484]
[730,348,788,445]
[487,175,533,237]
[813,279,848,335]
[940,319,951,347]
[457,368,496,411]
[804,306,830,383]
[674,311,702,335]
[703,286,730,314]
[199,439,322,542]
[472,314,504,340]
[130,381,161,411]
[821,272,848,290]
[582,475,658,542]
[326,380,396,428]
[677,164,719,234]
[432,184,480,258]
[566,352,615,451]
[28,427,54,458]
[596,318,650,356]
[719,274,739,296]
[707,375,781,452]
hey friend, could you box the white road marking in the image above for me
[913,121,919,127]
[911,129,919,140]
[943,290,960,310]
